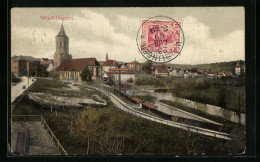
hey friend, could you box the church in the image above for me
[54,23,101,81]
[53,23,72,69]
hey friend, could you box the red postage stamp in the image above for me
[137,16,184,63]
[141,20,182,54]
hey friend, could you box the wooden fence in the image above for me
[11,115,68,155]
[40,115,68,155]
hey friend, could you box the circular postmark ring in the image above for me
[136,16,185,64]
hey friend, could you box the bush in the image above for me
[127,78,133,83]
[135,78,164,87]
[48,71,59,80]
[80,67,92,82]
[11,76,21,83]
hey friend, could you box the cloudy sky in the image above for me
[11,7,245,64]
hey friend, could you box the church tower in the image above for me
[105,52,109,61]
[54,23,72,69]
[235,60,241,76]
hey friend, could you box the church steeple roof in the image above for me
[56,23,68,37]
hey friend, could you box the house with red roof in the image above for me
[217,72,225,77]
[127,60,142,72]
[99,59,118,74]
[56,58,101,82]
[224,72,234,77]
[153,65,169,77]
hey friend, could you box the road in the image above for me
[11,77,35,103]
[85,84,232,140]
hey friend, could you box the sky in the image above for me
[11,7,245,65]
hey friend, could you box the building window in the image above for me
[60,42,62,48]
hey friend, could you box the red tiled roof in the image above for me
[110,70,136,74]
[129,61,140,64]
[56,58,99,71]
[218,72,224,75]
[109,68,128,71]
[99,61,105,66]
[156,69,168,73]
[153,65,167,70]
[142,102,157,109]
[235,61,240,67]
[101,60,118,66]
[224,72,233,76]
[131,97,143,103]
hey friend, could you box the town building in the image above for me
[53,23,72,69]
[99,54,118,74]
[190,68,198,77]
[155,68,168,77]
[235,60,241,76]
[131,97,143,108]
[120,63,128,69]
[127,60,142,72]
[169,68,177,77]
[153,65,169,77]
[11,55,41,77]
[176,69,184,77]
[224,72,234,77]
[56,58,101,82]
[46,63,54,72]
[183,69,192,78]
[40,58,51,70]
[207,73,215,78]
[141,102,158,112]
[217,72,225,78]
[107,68,136,83]
[197,69,207,76]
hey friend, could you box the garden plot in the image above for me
[27,92,106,107]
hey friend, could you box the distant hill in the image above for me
[118,60,245,73]
[165,60,245,72]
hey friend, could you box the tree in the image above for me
[48,71,59,80]
[127,78,133,83]
[142,61,152,74]
[36,64,49,77]
[71,107,98,154]
[180,125,202,155]
[218,87,227,108]
[106,77,115,86]
[11,72,21,83]
[80,66,93,82]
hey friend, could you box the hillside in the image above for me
[164,60,245,72]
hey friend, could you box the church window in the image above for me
[60,42,62,48]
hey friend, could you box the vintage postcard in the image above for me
[10,7,247,156]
